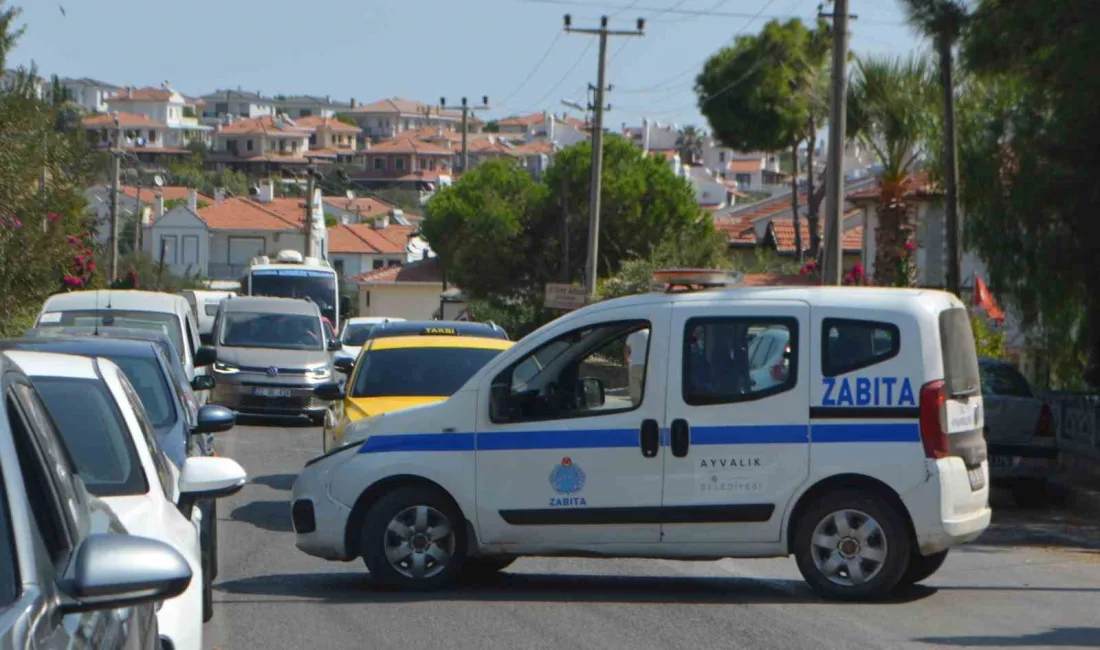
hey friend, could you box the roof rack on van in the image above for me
[651,269,743,293]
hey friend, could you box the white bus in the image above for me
[240,249,340,333]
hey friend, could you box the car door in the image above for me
[980,360,1039,444]
[661,299,810,544]
[2,381,134,649]
[474,302,671,545]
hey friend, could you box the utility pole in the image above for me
[133,174,142,256]
[305,168,317,259]
[440,96,489,174]
[108,116,122,281]
[564,13,644,299]
[820,0,850,286]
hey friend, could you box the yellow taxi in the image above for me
[317,321,512,451]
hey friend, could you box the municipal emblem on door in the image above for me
[549,457,585,495]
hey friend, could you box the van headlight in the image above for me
[213,362,239,374]
[309,366,332,380]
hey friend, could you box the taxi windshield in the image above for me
[351,346,502,397]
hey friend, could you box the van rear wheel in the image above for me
[793,490,911,601]
[360,486,466,591]
[900,549,948,586]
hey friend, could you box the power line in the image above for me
[519,39,594,113]
[517,0,903,25]
[498,31,564,106]
[613,0,780,94]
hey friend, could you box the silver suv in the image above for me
[204,296,340,424]
[0,351,192,648]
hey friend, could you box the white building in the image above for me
[105,85,213,148]
[57,77,120,114]
[275,95,351,119]
[345,97,461,141]
[200,88,277,125]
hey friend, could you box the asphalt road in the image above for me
[204,422,1100,649]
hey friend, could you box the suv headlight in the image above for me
[309,366,332,380]
[213,361,239,374]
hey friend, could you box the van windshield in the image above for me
[42,309,183,359]
[220,312,323,350]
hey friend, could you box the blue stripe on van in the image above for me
[356,422,919,453]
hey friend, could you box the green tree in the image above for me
[164,197,210,212]
[847,55,936,286]
[484,120,500,133]
[902,0,970,296]
[696,18,831,258]
[333,112,358,127]
[676,125,704,166]
[958,0,1100,385]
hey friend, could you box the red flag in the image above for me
[973,274,1005,322]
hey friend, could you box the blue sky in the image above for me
[11,0,925,130]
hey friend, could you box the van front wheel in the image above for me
[360,486,466,591]
[793,490,911,601]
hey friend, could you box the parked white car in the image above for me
[336,316,405,362]
[7,350,247,650]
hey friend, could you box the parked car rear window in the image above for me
[352,347,503,397]
[939,308,981,397]
[980,361,1032,398]
[822,318,900,377]
[33,377,148,498]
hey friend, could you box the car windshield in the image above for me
[219,312,323,350]
[43,309,183,358]
[33,377,147,498]
[342,323,377,346]
[108,355,177,429]
[352,347,502,397]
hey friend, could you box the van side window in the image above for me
[683,318,798,406]
[490,320,650,423]
[822,318,900,377]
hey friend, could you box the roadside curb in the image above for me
[1051,478,1100,516]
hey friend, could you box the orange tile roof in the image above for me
[328,223,414,255]
[511,140,554,155]
[355,257,442,283]
[728,159,763,174]
[323,196,393,217]
[83,112,162,128]
[846,171,939,200]
[368,137,452,155]
[768,210,863,253]
[194,197,302,231]
[349,97,461,119]
[120,186,212,202]
[293,115,362,133]
[498,113,587,129]
[217,115,311,136]
[109,86,174,102]
[250,197,312,227]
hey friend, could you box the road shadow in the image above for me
[229,500,292,532]
[234,414,317,429]
[251,474,297,491]
[214,570,937,606]
[916,626,1100,647]
[977,508,1100,551]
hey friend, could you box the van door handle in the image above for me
[640,419,659,458]
[670,419,690,457]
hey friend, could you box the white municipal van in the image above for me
[290,273,990,600]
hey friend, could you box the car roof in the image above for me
[41,289,189,315]
[368,320,509,340]
[0,336,161,359]
[370,336,513,351]
[221,295,321,316]
[347,317,404,325]
[2,349,99,380]
[25,325,174,346]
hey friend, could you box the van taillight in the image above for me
[1035,404,1054,438]
[919,380,949,459]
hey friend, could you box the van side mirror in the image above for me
[333,357,355,375]
[489,384,512,421]
[194,345,216,367]
[579,377,605,408]
[313,382,345,401]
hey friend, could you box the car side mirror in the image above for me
[333,357,355,375]
[579,377,605,408]
[177,456,247,518]
[191,374,216,391]
[194,345,217,367]
[327,338,343,351]
[194,404,235,434]
[489,383,512,421]
[58,534,192,614]
[313,381,345,401]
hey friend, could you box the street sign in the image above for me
[545,283,587,310]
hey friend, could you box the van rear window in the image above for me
[939,308,980,397]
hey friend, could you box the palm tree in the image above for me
[901,0,970,295]
[848,55,936,286]
[676,125,704,166]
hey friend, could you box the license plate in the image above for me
[967,466,986,491]
[990,455,1017,469]
[253,387,292,397]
